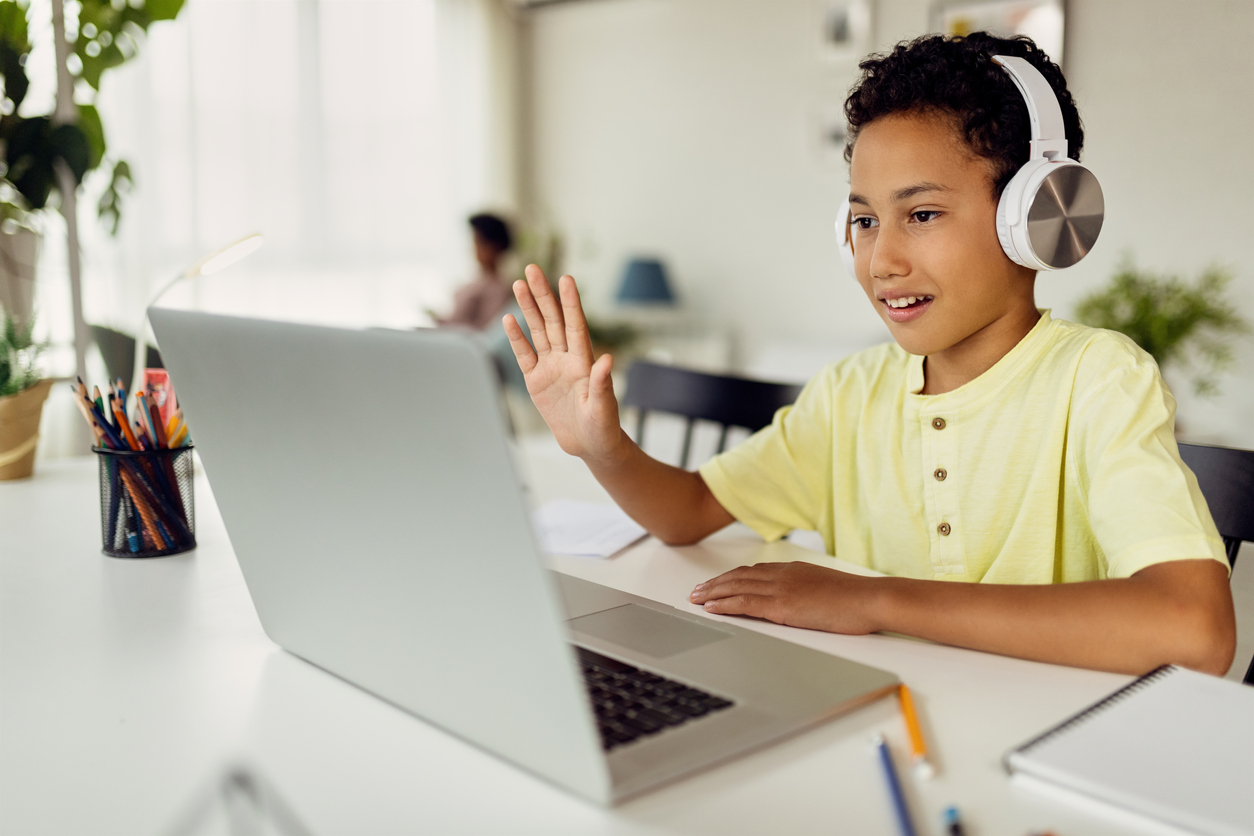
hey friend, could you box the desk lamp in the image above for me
[129,233,264,394]
[616,258,675,306]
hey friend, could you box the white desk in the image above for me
[1,442,1155,836]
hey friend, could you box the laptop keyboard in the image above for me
[577,646,734,750]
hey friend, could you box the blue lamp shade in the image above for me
[616,258,675,304]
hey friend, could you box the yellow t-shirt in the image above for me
[698,311,1228,583]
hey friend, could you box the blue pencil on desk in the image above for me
[873,733,917,836]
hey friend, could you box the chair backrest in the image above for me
[1178,442,1254,569]
[622,360,802,469]
[89,324,163,391]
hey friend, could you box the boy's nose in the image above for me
[868,226,910,281]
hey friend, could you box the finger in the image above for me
[513,275,551,355]
[702,594,770,618]
[502,314,538,375]
[526,264,568,353]
[559,275,594,363]
[691,576,773,604]
[691,565,771,595]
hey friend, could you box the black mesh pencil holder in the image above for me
[94,445,196,558]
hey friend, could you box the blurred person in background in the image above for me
[434,213,515,330]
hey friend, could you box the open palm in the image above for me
[503,265,624,463]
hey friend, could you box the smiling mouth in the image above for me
[883,295,934,309]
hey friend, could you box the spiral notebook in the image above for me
[1004,666,1254,836]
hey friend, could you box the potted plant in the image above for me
[1075,256,1250,397]
[0,307,50,479]
[0,0,184,381]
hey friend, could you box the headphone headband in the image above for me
[991,55,1068,161]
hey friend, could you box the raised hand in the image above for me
[503,265,626,464]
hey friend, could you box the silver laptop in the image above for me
[149,308,898,804]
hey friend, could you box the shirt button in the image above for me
[934,468,947,481]
[937,522,952,536]
[931,417,946,430]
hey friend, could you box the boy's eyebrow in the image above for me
[847,182,952,207]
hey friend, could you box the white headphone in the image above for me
[837,54,1103,276]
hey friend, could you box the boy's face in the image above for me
[473,232,503,271]
[847,111,1036,359]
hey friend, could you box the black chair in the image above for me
[1178,443,1254,569]
[89,324,163,391]
[621,360,802,469]
[1178,442,1254,684]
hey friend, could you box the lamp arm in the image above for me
[126,232,264,397]
[129,271,184,396]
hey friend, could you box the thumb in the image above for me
[589,353,615,402]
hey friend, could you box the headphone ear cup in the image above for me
[997,159,1104,271]
[836,198,856,277]
[996,163,1036,269]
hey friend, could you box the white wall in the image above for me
[523,0,1254,446]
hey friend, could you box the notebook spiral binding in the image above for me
[1007,665,1178,760]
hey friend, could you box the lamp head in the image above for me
[616,258,675,305]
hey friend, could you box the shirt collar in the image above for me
[906,309,1054,408]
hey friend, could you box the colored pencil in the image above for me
[898,684,935,779]
[873,734,917,836]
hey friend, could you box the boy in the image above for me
[502,33,1236,676]
[435,213,515,330]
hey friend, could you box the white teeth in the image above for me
[886,295,931,308]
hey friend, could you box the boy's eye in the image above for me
[911,211,940,223]
[851,216,878,230]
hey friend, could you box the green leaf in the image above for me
[145,0,185,22]
[78,41,128,90]
[119,6,153,32]
[50,123,91,182]
[5,116,55,209]
[0,1,29,53]
[0,1,29,110]
[0,41,26,109]
[77,104,106,169]
[97,158,133,235]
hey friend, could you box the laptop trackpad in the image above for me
[569,604,731,659]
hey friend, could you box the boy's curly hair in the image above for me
[844,32,1083,197]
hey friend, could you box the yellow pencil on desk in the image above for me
[897,684,935,779]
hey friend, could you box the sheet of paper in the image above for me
[533,499,647,558]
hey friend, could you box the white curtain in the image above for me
[34,0,521,456]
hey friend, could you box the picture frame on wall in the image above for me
[818,0,872,62]
[931,0,1066,66]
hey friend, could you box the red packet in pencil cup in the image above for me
[143,369,178,426]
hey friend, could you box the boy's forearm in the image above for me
[583,430,733,545]
[869,560,1236,675]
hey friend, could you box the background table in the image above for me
[0,441,1207,835]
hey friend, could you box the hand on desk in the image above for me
[690,562,881,634]
[691,558,1235,677]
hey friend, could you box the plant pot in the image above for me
[0,378,54,480]
[0,225,42,332]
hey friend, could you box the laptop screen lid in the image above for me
[148,308,611,803]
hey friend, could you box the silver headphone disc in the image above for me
[1026,165,1104,269]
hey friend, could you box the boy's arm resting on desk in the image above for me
[689,558,1236,676]
[502,265,735,545]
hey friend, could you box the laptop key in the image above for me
[578,646,736,750]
